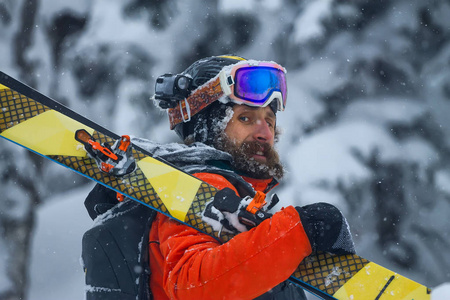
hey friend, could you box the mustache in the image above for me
[240,141,275,160]
[215,136,284,179]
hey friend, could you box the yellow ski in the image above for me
[0,72,431,300]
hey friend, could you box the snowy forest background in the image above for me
[1,0,450,299]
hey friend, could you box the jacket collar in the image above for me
[132,138,278,194]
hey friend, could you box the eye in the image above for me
[239,116,250,122]
[266,119,275,128]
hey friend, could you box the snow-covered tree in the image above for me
[1,0,450,299]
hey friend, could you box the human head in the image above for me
[154,55,286,145]
[154,55,287,178]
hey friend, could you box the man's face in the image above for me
[224,105,276,162]
[215,104,284,179]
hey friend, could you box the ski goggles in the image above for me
[219,61,287,111]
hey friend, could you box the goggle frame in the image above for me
[218,61,287,111]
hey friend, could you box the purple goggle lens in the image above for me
[234,66,287,109]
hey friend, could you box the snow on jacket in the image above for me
[131,139,313,300]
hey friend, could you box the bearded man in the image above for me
[82,55,355,300]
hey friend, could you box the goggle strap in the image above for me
[168,76,223,129]
[179,98,191,122]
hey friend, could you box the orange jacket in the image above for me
[148,173,312,300]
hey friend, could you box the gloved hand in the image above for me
[296,203,355,255]
[207,188,272,233]
[85,184,119,220]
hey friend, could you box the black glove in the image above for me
[85,184,119,220]
[296,203,355,255]
[206,188,272,233]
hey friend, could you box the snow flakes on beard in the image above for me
[214,131,285,180]
[185,103,234,145]
[212,105,234,136]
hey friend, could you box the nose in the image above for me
[253,120,274,144]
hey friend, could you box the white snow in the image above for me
[28,184,93,300]
[432,283,450,300]
[85,285,121,293]
[340,97,426,126]
[0,238,11,292]
[1,1,450,299]
[324,267,343,287]
[293,0,333,43]
[38,0,90,17]
[218,0,282,12]
[435,170,450,195]
[290,121,391,187]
